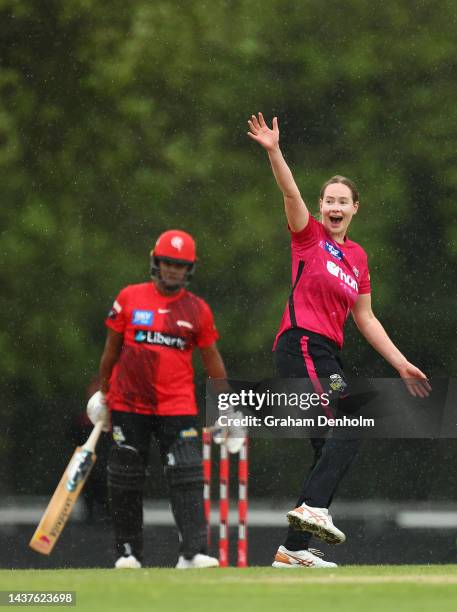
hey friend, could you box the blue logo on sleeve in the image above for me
[132,310,154,326]
[324,241,343,261]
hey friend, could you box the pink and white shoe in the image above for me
[272,545,337,569]
[287,503,346,545]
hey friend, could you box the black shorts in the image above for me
[275,328,377,423]
[275,328,347,395]
[110,411,200,467]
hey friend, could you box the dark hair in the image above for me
[319,175,359,203]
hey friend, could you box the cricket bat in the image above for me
[29,420,104,555]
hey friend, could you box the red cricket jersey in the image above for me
[105,282,219,416]
[274,216,371,349]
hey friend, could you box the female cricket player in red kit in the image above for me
[86,230,243,569]
[248,112,431,568]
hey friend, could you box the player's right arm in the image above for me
[247,112,309,232]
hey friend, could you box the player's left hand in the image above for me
[397,362,432,398]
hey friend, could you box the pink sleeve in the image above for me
[358,255,371,295]
[105,287,128,333]
[290,216,320,253]
[196,301,219,348]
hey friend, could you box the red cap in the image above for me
[152,230,196,264]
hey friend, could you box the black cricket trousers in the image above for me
[274,328,361,551]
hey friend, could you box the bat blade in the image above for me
[29,447,97,554]
[29,421,103,555]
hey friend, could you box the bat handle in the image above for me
[83,420,105,453]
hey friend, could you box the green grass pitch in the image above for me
[2,566,457,611]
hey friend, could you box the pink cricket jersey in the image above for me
[274,216,371,349]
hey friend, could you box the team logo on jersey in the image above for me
[134,330,187,350]
[171,236,184,251]
[321,240,343,261]
[329,373,347,392]
[326,261,358,291]
[132,310,154,326]
[108,300,122,320]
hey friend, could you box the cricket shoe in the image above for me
[287,503,346,545]
[176,553,219,569]
[115,555,142,569]
[272,545,337,569]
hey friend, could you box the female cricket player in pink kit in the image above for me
[248,112,431,568]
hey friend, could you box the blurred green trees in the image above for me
[0,0,456,495]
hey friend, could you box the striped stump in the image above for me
[218,443,230,567]
[202,430,249,567]
[237,437,248,568]
[202,428,212,547]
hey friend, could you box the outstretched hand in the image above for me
[398,362,432,398]
[247,112,279,151]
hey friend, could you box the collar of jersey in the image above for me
[151,281,185,302]
[320,220,348,247]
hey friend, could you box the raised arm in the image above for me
[247,112,309,232]
[351,294,431,397]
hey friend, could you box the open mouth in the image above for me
[329,215,343,227]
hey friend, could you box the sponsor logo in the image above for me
[132,310,154,326]
[180,427,198,439]
[66,450,93,492]
[171,236,184,251]
[158,308,171,314]
[177,320,193,329]
[326,261,358,291]
[38,533,51,544]
[134,330,187,350]
[108,299,122,320]
[329,373,347,392]
[323,240,343,261]
[50,494,74,538]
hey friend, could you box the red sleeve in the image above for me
[290,216,320,252]
[196,300,219,348]
[105,287,129,334]
[358,254,371,295]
